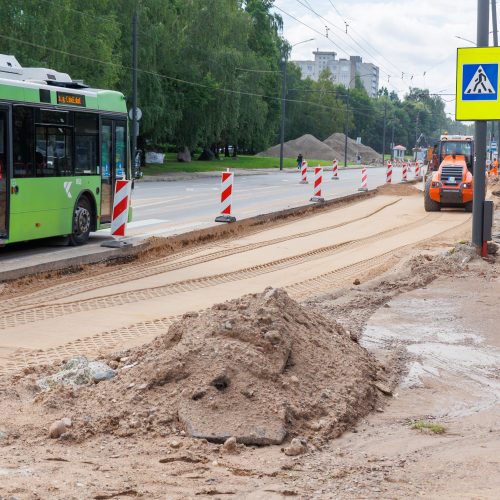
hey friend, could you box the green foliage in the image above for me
[0,0,471,157]
[410,420,446,434]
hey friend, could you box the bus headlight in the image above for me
[431,181,442,188]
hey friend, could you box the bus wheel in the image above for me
[69,196,92,246]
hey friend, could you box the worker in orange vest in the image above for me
[491,157,498,176]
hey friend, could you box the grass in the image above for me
[410,420,446,434]
[141,153,360,176]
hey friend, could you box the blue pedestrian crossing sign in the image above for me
[462,64,497,100]
[456,47,500,120]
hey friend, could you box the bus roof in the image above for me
[0,55,126,114]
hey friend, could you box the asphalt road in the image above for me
[123,166,408,239]
[0,166,417,273]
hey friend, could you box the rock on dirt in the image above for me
[222,436,238,453]
[36,357,116,390]
[49,419,69,439]
[284,437,307,456]
[32,289,383,446]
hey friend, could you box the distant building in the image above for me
[292,51,379,98]
[393,145,406,160]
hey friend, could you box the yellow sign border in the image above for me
[456,47,500,120]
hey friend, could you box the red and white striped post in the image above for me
[358,167,368,192]
[110,179,132,237]
[414,161,421,180]
[331,159,339,180]
[310,166,325,203]
[300,161,308,184]
[386,160,392,183]
[215,169,236,223]
[401,161,408,182]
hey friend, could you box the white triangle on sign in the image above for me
[464,65,496,95]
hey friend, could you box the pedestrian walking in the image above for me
[297,153,303,169]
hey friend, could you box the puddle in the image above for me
[363,292,500,417]
[362,297,482,348]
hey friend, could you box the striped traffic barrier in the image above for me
[401,161,408,182]
[331,159,339,180]
[358,167,368,192]
[110,179,132,237]
[414,161,421,180]
[215,169,236,223]
[386,160,392,183]
[310,166,325,203]
[300,161,308,184]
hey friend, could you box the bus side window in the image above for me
[35,126,72,177]
[13,106,35,178]
[74,113,98,175]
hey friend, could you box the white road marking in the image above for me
[125,218,169,229]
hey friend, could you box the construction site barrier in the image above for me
[358,168,368,192]
[310,166,325,203]
[215,169,236,223]
[111,180,132,237]
[386,161,392,183]
[415,161,421,180]
[402,161,408,182]
[300,161,308,184]
[332,159,339,180]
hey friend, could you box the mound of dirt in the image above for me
[31,289,383,446]
[323,133,381,164]
[376,183,421,196]
[257,134,341,162]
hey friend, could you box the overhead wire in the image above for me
[292,0,409,94]
[326,0,404,76]
[274,2,407,95]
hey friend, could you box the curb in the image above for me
[139,164,387,182]
[0,190,378,283]
[0,243,148,283]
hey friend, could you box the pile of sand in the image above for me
[258,133,381,164]
[31,289,384,446]
[323,133,381,164]
[376,183,421,196]
[257,134,341,162]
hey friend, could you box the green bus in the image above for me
[0,55,131,246]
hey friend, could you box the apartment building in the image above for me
[292,51,379,97]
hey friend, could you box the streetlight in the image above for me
[279,38,315,171]
[343,73,374,167]
[455,35,477,45]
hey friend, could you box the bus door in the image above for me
[0,106,9,238]
[100,119,127,224]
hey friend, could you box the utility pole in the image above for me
[343,89,350,167]
[132,11,138,174]
[382,99,387,164]
[491,0,498,160]
[415,111,419,147]
[472,0,489,252]
[391,115,395,160]
[279,49,287,171]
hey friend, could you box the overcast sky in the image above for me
[274,0,484,116]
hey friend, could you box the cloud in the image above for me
[275,0,482,114]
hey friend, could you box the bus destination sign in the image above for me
[56,92,86,107]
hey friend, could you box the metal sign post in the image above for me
[455,0,491,255]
